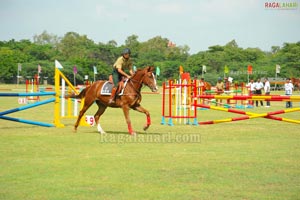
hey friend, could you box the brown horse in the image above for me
[67,66,158,135]
[204,81,212,91]
[197,80,211,92]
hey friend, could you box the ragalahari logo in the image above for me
[265,1,299,10]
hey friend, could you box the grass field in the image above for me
[0,84,300,199]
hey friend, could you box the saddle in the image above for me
[100,80,128,96]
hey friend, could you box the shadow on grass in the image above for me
[82,130,164,135]
[105,131,163,135]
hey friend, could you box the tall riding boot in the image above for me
[109,87,117,104]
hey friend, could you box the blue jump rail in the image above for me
[0,98,55,116]
[0,92,56,97]
[0,96,56,127]
[0,115,55,127]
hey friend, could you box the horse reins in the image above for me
[121,71,146,97]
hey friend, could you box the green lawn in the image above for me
[0,84,299,199]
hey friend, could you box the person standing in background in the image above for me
[284,78,293,108]
[264,78,271,107]
[255,78,264,107]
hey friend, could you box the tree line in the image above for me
[0,31,299,85]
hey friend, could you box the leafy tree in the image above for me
[0,47,16,83]
[125,34,140,57]
[33,30,60,46]
[58,32,94,61]
[0,32,299,84]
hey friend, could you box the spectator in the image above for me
[264,78,271,107]
[284,78,293,108]
[255,78,264,107]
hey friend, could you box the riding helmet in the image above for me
[122,48,131,55]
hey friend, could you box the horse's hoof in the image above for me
[99,131,106,134]
[143,125,149,131]
[130,132,137,136]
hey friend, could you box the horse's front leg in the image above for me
[133,105,151,131]
[122,106,136,135]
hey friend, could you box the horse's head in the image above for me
[141,66,158,92]
[130,66,158,92]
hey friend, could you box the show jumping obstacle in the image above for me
[0,63,88,128]
[0,92,55,127]
[195,103,300,125]
[25,75,40,102]
[161,78,300,126]
[161,79,197,126]
[53,67,89,128]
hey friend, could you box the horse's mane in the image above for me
[134,68,143,74]
[131,69,143,80]
[131,66,153,79]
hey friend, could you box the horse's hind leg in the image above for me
[94,100,107,134]
[74,98,94,132]
[133,105,151,131]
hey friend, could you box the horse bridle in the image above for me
[126,70,155,96]
[128,71,147,94]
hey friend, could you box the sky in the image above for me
[0,0,300,54]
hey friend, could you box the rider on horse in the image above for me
[109,48,134,104]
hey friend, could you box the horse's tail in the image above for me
[65,85,91,99]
